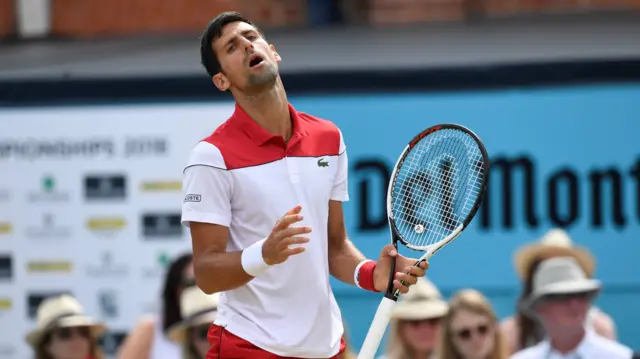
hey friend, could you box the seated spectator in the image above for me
[437,289,509,359]
[116,253,194,359]
[500,229,616,354]
[380,277,449,359]
[167,285,219,359]
[509,257,631,359]
[26,294,107,359]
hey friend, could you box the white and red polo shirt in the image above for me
[181,103,348,358]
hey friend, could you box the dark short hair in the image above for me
[200,11,265,77]
[161,252,193,333]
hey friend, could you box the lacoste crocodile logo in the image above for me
[317,158,329,167]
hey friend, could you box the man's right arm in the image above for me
[181,142,310,294]
[189,221,253,294]
[181,142,248,294]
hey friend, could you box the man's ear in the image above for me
[270,44,281,63]
[212,72,229,92]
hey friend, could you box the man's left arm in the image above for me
[326,130,364,285]
[327,199,366,285]
[326,130,428,292]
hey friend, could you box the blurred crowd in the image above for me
[24,228,637,359]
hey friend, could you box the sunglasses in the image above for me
[454,324,490,341]
[52,326,91,340]
[405,318,441,327]
[545,292,593,302]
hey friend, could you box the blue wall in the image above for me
[289,84,640,354]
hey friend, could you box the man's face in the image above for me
[536,292,592,331]
[211,21,280,94]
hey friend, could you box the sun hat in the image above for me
[514,229,595,280]
[391,277,449,320]
[167,285,219,343]
[523,256,601,310]
[25,294,106,347]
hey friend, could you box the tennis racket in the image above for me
[357,124,490,359]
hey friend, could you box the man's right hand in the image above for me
[262,205,311,265]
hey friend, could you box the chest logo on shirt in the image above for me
[317,158,329,167]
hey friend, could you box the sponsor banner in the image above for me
[26,260,73,273]
[27,291,72,319]
[86,217,127,237]
[141,213,183,238]
[26,175,70,203]
[1,85,638,356]
[140,180,181,192]
[0,255,12,280]
[0,103,232,359]
[85,252,129,278]
[25,213,72,239]
[0,222,12,235]
[84,174,127,201]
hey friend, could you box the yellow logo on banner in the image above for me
[0,223,11,234]
[0,298,11,310]
[140,181,181,191]
[27,261,72,273]
[86,217,126,231]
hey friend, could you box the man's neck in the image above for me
[235,79,292,141]
[550,327,586,355]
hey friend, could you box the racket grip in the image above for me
[357,296,396,359]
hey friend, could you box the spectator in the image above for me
[500,229,616,353]
[167,285,219,359]
[437,289,509,359]
[340,319,358,359]
[509,257,631,359]
[116,253,194,359]
[26,294,106,359]
[380,277,449,359]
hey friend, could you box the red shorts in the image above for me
[206,323,347,359]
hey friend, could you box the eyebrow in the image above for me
[224,29,257,49]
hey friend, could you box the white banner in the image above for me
[0,102,235,358]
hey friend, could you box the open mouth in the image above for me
[249,54,264,68]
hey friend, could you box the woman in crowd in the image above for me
[27,294,106,359]
[117,253,194,359]
[437,289,508,359]
[167,285,219,359]
[499,229,616,354]
[380,277,449,359]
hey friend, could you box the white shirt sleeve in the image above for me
[181,142,233,228]
[330,129,349,202]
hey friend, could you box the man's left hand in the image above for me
[372,244,429,293]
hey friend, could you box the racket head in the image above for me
[387,123,490,251]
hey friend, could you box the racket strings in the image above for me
[391,128,485,249]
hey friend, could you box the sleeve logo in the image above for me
[184,194,201,203]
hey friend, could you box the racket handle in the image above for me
[357,296,397,359]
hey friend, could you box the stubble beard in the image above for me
[247,63,278,88]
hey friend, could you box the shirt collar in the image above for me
[231,102,307,146]
[543,328,593,358]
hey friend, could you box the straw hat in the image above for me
[514,229,595,280]
[391,277,449,320]
[167,286,219,343]
[523,257,601,310]
[25,294,106,346]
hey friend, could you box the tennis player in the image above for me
[181,11,429,359]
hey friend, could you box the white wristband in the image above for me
[354,259,374,289]
[241,238,271,277]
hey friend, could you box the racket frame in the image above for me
[384,123,490,299]
[357,123,490,359]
